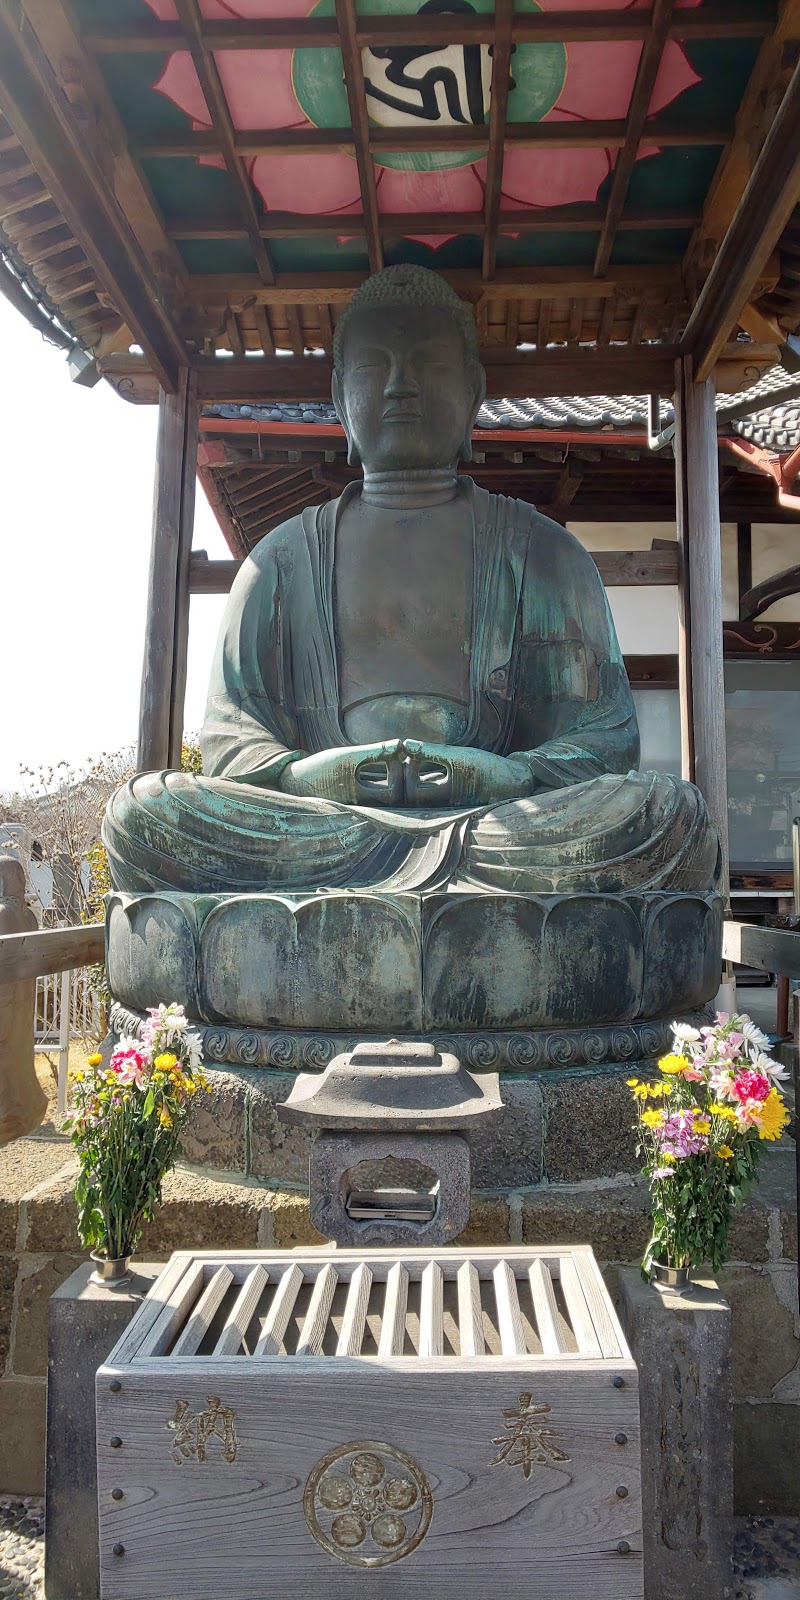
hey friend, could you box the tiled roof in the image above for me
[202,364,800,449]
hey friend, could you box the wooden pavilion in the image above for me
[2,0,800,903]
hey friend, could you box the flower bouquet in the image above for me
[67,1003,209,1274]
[630,1012,791,1281]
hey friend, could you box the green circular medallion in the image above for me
[291,0,566,172]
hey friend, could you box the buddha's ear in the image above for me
[332,370,362,467]
[460,362,487,463]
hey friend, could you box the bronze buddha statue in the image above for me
[104,265,719,897]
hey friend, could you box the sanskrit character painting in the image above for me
[142,0,706,261]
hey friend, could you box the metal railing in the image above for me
[35,966,102,1047]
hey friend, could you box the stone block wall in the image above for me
[0,1135,796,1507]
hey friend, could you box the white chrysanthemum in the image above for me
[741,1018,771,1051]
[752,1050,789,1082]
[672,1023,701,1045]
[184,1031,204,1071]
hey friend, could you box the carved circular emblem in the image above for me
[291,0,566,174]
[304,1442,432,1567]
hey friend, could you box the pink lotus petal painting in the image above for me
[145,0,703,248]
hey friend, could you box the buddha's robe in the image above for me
[104,485,720,895]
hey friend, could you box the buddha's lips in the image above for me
[144,0,704,248]
[383,408,423,423]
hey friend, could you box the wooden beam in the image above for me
[334,0,382,273]
[594,0,674,276]
[204,263,682,305]
[168,204,701,243]
[0,924,104,984]
[684,57,800,381]
[100,338,782,404]
[722,920,800,978]
[0,4,186,388]
[594,547,678,585]
[102,344,685,402]
[481,0,513,281]
[135,118,726,159]
[173,0,274,284]
[189,546,679,595]
[674,355,730,889]
[85,5,775,51]
[739,562,800,621]
[138,369,199,771]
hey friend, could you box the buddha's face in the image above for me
[333,304,485,472]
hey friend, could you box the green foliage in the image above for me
[181,735,202,774]
[630,1014,790,1277]
[66,1006,208,1259]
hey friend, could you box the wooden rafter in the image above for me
[683,58,800,381]
[134,118,727,160]
[334,0,383,273]
[685,0,800,281]
[482,0,514,281]
[18,0,187,298]
[84,5,775,52]
[173,0,275,284]
[594,0,674,277]
[0,2,186,388]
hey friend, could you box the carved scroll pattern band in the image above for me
[109,1002,710,1074]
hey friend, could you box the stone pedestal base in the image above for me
[45,1261,159,1600]
[106,887,723,1033]
[618,1269,734,1600]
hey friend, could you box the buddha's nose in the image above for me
[384,359,419,399]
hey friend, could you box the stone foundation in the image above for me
[0,1133,796,1509]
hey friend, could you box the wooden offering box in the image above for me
[97,1245,643,1600]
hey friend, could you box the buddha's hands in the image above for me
[281,741,537,809]
[281,741,406,806]
[402,742,536,808]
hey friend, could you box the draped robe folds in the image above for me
[103,484,721,896]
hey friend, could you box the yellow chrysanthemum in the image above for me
[709,1103,738,1123]
[154,1052,178,1070]
[757,1089,790,1143]
[659,1053,689,1076]
[693,1118,711,1135]
[633,1084,649,1100]
[73,1070,84,1083]
[86,1053,103,1067]
[158,1107,173,1129]
[661,1152,676,1164]
[647,1082,669,1099]
[626,1078,640,1088]
[641,1109,665,1129]
[717,1145,734,1159]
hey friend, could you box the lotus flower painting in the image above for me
[144,0,704,250]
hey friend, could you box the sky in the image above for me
[0,295,229,794]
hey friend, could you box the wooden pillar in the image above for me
[137,368,199,771]
[674,355,730,892]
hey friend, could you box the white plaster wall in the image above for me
[568,520,679,654]
[568,519,800,646]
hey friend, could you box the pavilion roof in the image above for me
[1,1,800,403]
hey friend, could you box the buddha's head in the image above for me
[332,264,486,473]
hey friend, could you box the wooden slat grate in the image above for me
[122,1248,627,1365]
